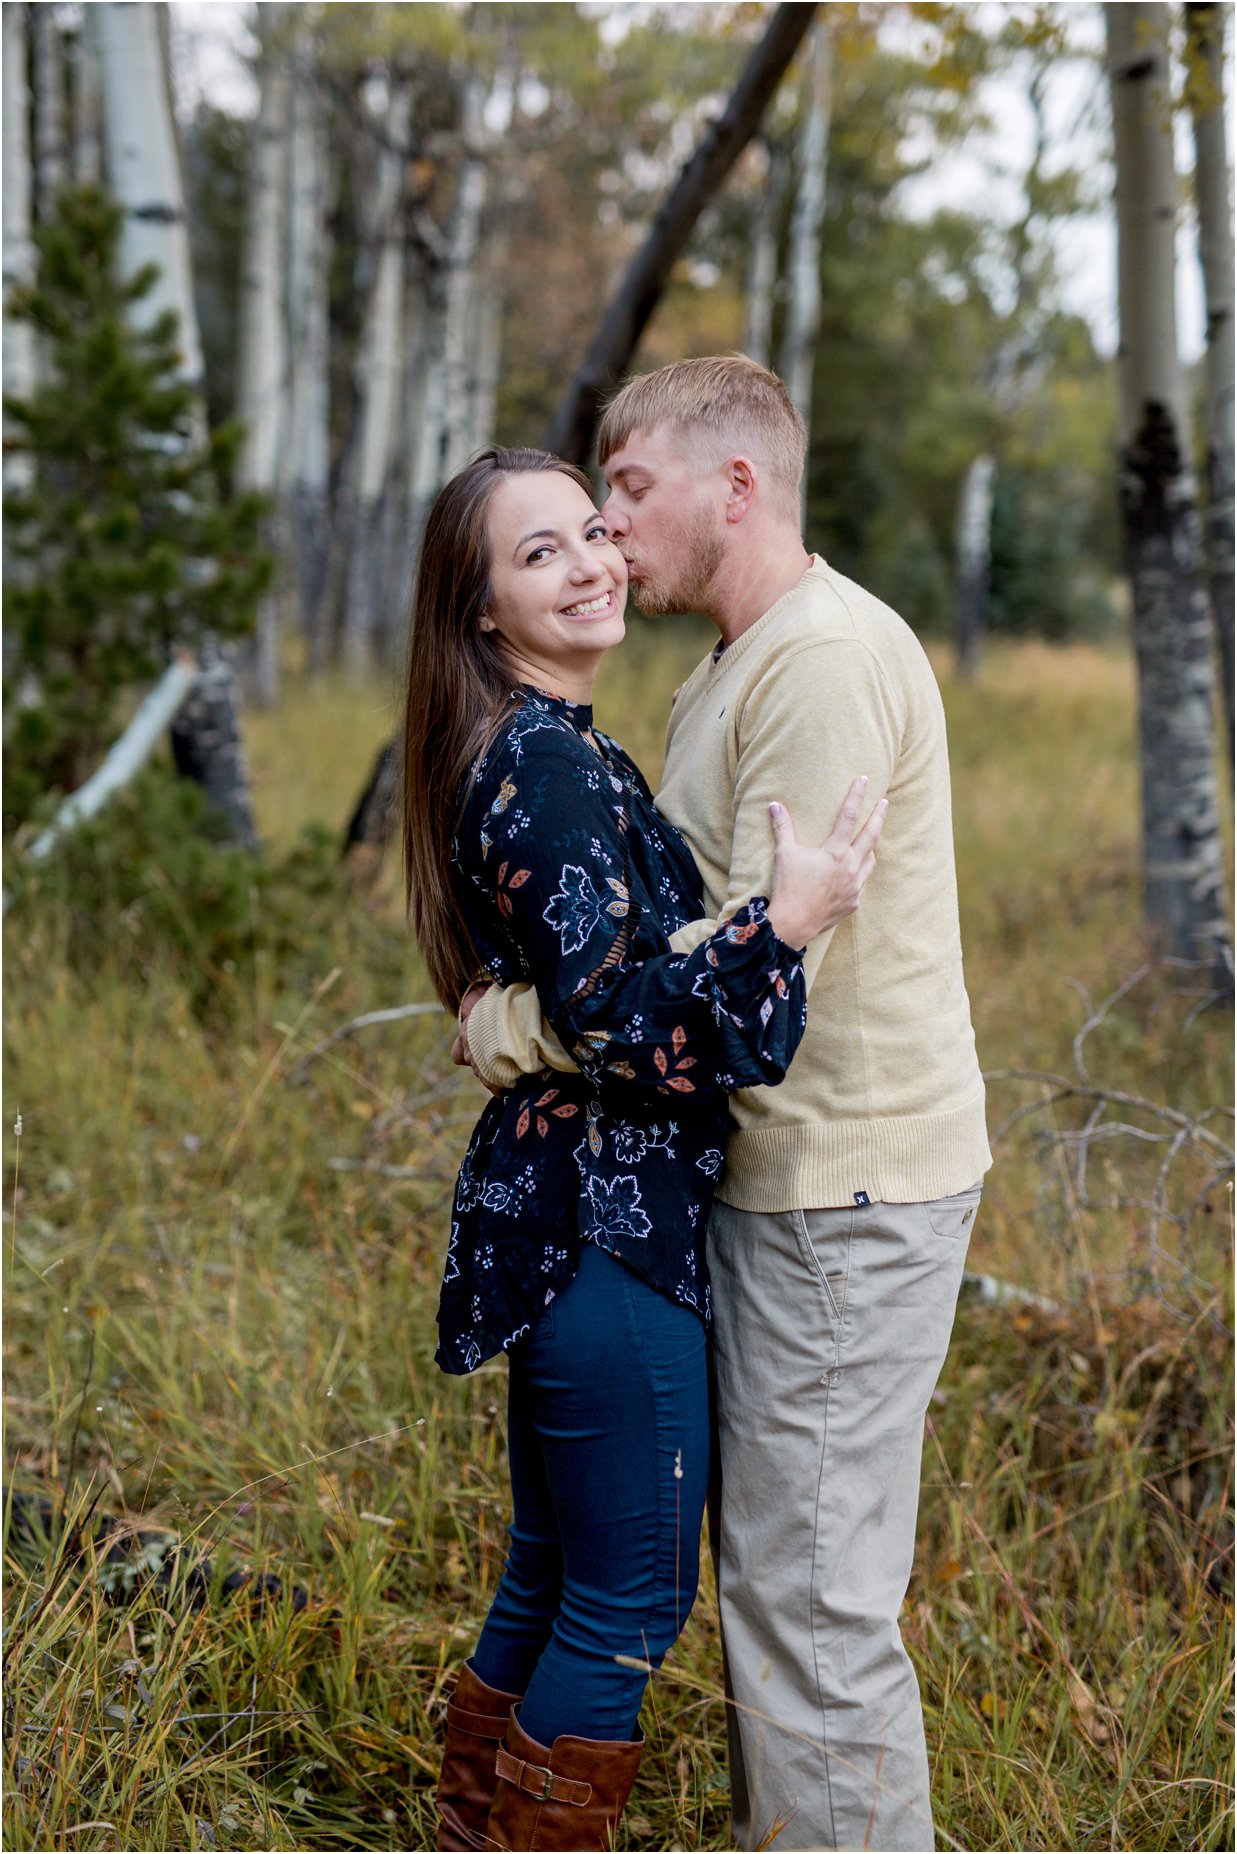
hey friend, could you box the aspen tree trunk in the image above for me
[69,6,103,185]
[465,262,503,458]
[744,137,788,368]
[69,7,103,185]
[441,75,490,480]
[286,35,332,662]
[97,4,203,387]
[954,454,996,681]
[1185,1,1235,774]
[340,85,412,678]
[1105,3,1230,973]
[402,269,449,575]
[3,2,37,506]
[374,251,436,667]
[31,3,67,220]
[779,18,830,513]
[235,16,291,708]
[97,0,255,848]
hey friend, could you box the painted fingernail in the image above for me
[769,802,781,817]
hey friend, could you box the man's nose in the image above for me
[605,501,630,540]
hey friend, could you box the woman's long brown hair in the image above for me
[402,448,595,1010]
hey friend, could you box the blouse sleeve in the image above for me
[463,738,806,1098]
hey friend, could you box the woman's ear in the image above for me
[478,614,496,633]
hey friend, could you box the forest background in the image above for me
[3,3,1234,1851]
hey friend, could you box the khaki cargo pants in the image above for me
[708,1187,980,1852]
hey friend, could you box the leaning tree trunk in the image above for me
[779,18,830,518]
[954,453,996,682]
[1185,1,1235,775]
[3,2,38,510]
[235,13,291,708]
[546,0,818,464]
[97,0,255,848]
[286,34,332,662]
[1105,3,1230,974]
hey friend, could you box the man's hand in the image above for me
[452,982,504,1095]
[765,777,888,949]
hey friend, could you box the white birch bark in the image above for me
[1186,1,1235,772]
[96,1,203,389]
[1105,3,1230,971]
[954,453,996,681]
[440,74,490,479]
[285,33,331,647]
[779,20,830,517]
[97,0,254,846]
[4,2,38,501]
[744,137,787,368]
[235,21,291,707]
[31,2,67,218]
[26,656,199,864]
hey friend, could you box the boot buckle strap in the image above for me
[495,1747,592,1807]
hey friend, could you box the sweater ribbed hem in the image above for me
[716,1088,992,1212]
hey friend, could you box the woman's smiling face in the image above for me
[481,471,628,698]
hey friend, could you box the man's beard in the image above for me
[627,508,724,617]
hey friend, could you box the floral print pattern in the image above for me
[436,686,807,1375]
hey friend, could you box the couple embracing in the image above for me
[401,355,991,1853]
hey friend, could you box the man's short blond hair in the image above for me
[597,354,807,522]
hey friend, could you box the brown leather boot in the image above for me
[436,1663,524,1851]
[485,1707,644,1851]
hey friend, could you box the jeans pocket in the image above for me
[923,1184,983,1241]
[792,1209,854,1325]
[529,1294,556,1341]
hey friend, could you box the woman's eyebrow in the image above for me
[515,527,557,555]
[515,515,604,557]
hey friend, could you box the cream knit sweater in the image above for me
[466,556,991,1210]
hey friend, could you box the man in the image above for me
[458,354,991,1852]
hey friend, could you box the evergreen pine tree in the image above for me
[3,186,271,828]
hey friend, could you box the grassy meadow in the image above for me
[4,628,1233,1852]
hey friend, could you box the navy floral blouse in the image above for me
[437,686,807,1375]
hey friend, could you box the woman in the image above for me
[401,448,882,1853]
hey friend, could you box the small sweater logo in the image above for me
[854,1190,871,1207]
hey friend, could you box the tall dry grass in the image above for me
[4,628,1232,1851]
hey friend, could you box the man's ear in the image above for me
[723,455,758,524]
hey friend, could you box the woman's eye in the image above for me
[526,545,552,564]
[586,524,609,541]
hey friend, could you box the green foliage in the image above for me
[988,465,1116,640]
[795,38,1119,637]
[3,762,408,1023]
[2,187,272,825]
